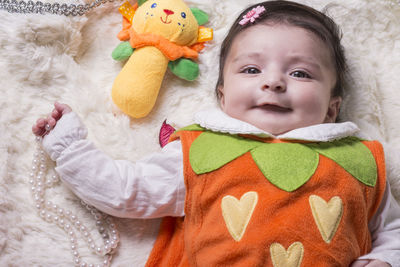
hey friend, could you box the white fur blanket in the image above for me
[1,0,399,266]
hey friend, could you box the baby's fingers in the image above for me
[365,260,391,267]
[32,118,47,136]
[51,108,61,121]
[350,260,369,267]
[36,118,46,128]
[47,115,57,129]
[32,124,43,136]
[32,102,71,137]
[54,102,72,115]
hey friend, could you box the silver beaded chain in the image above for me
[0,0,119,16]
[30,135,120,267]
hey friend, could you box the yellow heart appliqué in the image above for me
[221,191,258,241]
[270,242,304,267]
[309,195,343,243]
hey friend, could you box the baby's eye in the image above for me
[290,71,311,79]
[151,3,157,8]
[242,67,261,74]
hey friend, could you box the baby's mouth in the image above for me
[255,104,292,112]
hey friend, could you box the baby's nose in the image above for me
[164,9,174,16]
[262,75,286,92]
[263,84,286,92]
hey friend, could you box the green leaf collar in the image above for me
[186,128,377,192]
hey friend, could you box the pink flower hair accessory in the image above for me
[239,5,266,25]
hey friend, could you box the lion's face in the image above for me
[132,0,199,46]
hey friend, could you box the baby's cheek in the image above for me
[295,91,327,120]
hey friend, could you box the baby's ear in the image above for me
[218,85,225,107]
[324,96,342,123]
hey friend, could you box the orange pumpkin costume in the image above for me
[146,129,386,267]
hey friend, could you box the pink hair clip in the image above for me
[239,5,266,25]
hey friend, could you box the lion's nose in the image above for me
[163,9,174,15]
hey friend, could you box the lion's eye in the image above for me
[181,12,186,18]
[151,3,157,8]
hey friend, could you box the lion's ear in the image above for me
[138,0,148,6]
[190,7,209,26]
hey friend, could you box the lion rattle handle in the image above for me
[111,46,169,118]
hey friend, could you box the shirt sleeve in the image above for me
[358,181,400,266]
[42,112,186,219]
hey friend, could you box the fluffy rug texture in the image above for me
[1,0,400,266]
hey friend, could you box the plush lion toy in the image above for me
[111,0,212,118]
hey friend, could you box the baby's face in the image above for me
[219,24,341,135]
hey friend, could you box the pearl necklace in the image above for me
[30,135,120,267]
[0,0,119,16]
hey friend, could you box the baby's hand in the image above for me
[350,259,391,267]
[32,102,72,136]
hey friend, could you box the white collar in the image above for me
[194,108,360,142]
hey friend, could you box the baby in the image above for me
[33,1,400,266]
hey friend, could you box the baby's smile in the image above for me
[254,101,293,112]
[253,103,292,113]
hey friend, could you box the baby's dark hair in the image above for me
[216,0,347,99]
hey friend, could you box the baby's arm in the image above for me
[352,182,400,267]
[32,103,186,218]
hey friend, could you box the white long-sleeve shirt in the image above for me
[42,110,400,266]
